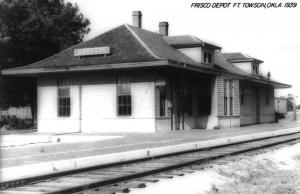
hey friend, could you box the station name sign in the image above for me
[74,46,110,57]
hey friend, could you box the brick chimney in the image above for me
[159,22,169,36]
[132,11,142,28]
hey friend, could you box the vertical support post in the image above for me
[79,85,82,132]
[207,76,219,129]
[294,96,297,121]
[182,76,185,130]
[170,71,174,131]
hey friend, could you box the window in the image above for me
[117,75,131,116]
[57,78,71,117]
[223,80,228,115]
[204,52,212,64]
[252,64,259,74]
[223,79,234,116]
[229,81,233,115]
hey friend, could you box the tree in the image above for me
[0,0,90,121]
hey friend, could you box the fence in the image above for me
[0,106,32,119]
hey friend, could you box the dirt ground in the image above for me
[130,143,300,194]
[207,144,300,194]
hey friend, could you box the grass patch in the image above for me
[292,154,300,161]
[206,158,300,194]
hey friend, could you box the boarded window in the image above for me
[117,75,131,116]
[57,78,71,117]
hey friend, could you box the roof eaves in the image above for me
[240,74,291,88]
[229,59,263,63]
[171,43,203,49]
[228,59,254,63]
[167,59,219,75]
[1,60,169,76]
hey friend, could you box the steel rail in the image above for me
[1,132,300,194]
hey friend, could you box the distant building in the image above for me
[1,11,291,133]
[275,97,288,117]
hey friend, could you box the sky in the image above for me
[68,0,300,104]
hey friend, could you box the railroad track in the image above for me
[1,132,300,194]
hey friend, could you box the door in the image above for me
[173,78,184,130]
[252,87,260,124]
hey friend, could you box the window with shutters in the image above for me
[57,78,71,117]
[117,75,131,116]
[229,81,234,115]
[224,80,228,115]
[223,79,234,116]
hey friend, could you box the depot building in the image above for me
[2,11,291,133]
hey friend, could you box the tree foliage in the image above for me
[0,0,90,110]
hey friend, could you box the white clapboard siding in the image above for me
[259,86,275,123]
[233,80,240,116]
[80,74,155,133]
[37,73,156,133]
[37,76,80,133]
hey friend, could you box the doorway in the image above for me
[173,78,184,130]
[252,87,260,124]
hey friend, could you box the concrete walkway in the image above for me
[0,120,300,182]
[1,120,300,168]
[0,133,122,147]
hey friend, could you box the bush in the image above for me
[0,115,33,130]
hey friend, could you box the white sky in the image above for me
[68,0,300,104]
